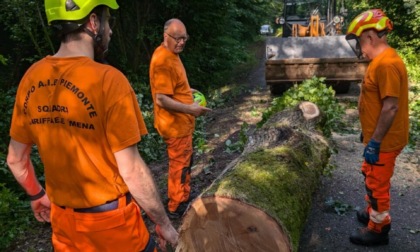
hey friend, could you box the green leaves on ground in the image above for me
[225,122,249,154]
[325,197,353,216]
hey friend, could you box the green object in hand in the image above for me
[193,91,207,107]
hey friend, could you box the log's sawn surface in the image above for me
[177,102,331,252]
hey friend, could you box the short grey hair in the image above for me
[164,18,181,32]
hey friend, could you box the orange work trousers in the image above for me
[361,149,402,213]
[165,135,193,212]
[50,196,155,252]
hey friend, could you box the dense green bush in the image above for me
[409,99,420,148]
[0,183,33,250]
[0,89,14,150]
[0,88,19,191]
[398,47,420,148]
[399,48,420,85]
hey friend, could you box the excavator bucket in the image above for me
[265,35,369,94]
[266,35,356,60]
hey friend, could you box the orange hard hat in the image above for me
[346,9,393,40]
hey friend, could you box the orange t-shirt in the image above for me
[359,48,409,151]
[149,45,195,139]
[10,56,148,208]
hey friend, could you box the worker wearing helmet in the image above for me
[7,0,178,251]
[345,9,409,246]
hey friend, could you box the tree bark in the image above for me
[177,102,330,252]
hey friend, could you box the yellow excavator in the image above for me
[266,0,369,94]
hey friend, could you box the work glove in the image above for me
[363,139,380,164]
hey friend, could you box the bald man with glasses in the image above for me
[149,18,211,219]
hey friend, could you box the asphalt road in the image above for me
[298,125,420,252]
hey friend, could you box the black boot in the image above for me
[356,209,370,225]
[350,224,390,246]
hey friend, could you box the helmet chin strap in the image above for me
[83,7,109,63]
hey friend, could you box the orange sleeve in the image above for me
[377,63,402,100]
[103,70,148,153]
[152,61,177,95]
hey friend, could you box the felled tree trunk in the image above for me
[177,102,330,252]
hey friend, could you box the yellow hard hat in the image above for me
[346,9,393,40]
[45,0,119,25]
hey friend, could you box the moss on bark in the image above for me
[180,104,330,251]
[203,128,329,251]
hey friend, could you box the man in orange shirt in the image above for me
[149,18,211,219]
[7,1,177,251]
[346,9,409,246]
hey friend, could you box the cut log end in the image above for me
[299,101,320,120]
[176,196,292,252]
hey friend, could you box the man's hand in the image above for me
[190,102,212,117]
[156,224,178,251]
[363,139,381,164]
[31,194,51,222]
[156,93,211,116]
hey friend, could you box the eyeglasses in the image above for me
[165,33,189,43]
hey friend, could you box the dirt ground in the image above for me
[6,39,419,252]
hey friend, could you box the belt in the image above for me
[60,193,132,213]
[142,236,156,252]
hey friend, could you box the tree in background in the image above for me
[0,0,56,90]
[0,0,278,91]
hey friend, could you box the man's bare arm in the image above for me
[7,139,44,197]
[7,139,51,222]
[114,145,178,245]
[156,93,211,117]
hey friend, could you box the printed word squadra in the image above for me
[25,78,98,130]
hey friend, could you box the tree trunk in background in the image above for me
[176,102,330,252]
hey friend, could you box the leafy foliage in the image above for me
[225,122,249,153]
[408,99,420,148]
[193,116,210,155]
[259,77,345,137]
[346,0,420,52]
[0,183,33,250]
[106,0,279,91]
[0,88,18,191]
[0,0,56,90]
[137,111,166,164]
[0,0,279,91]
[399,47,420,84]
[130,78,166,163]
[402,47,420,148]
